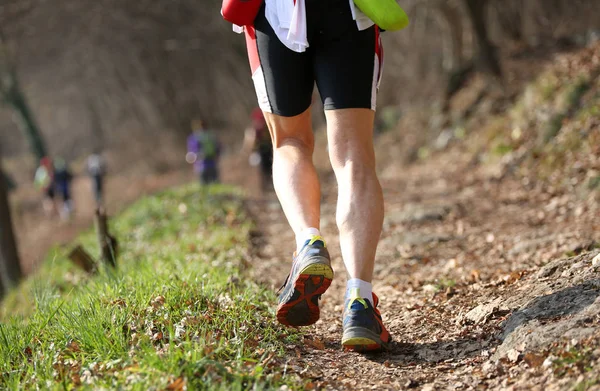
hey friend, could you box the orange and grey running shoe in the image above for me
[276,236,333,327]
[342,290,391,352]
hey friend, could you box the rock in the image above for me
[482,361,496,374]
[507,349,521,363]
[509,236,556,256]
[421,384,435,391]
[461,298,507,324]
[423,284,439,293]
[542,356,555,368]
[399,232,454,246]
[386,203,453,224]
[535,257,569,278]
[592,253,600,267]
[434,129,454,150]
[493,275,600,361]
[379,232,453,250]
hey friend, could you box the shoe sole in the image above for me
[342,327,389,352]
[276,261,333,327]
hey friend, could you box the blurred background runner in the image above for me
[34,157,56,217]
[53,157,74,220]
[87,152,106,206]
[186,119,222,185]
[242,108,273,192]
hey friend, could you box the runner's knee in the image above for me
[327,109,376,172]
[265,111,314,153]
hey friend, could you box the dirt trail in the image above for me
[247,148,600,390]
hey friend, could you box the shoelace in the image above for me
[277,274,290,294]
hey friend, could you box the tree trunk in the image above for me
[0,155,22,297]
[438,0,465,71]
[6,82,48,161]
[463,0,502,79]
[0,29,48,162]
[493,0,524,43]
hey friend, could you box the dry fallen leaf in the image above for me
[167,376,186,391]
[261,351,277,366]
[305,338,325,350]
[504,271,524,285]
[66,340,81,353]
[110,298,126,307]
[523,353,546,368]
[151,296,166,308]
[152,332,164,342]
[70,371,82,386]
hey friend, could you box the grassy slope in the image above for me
[0,185,302,390]
[468,43,600,192]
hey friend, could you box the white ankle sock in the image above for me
[296,227,321,253]
[346,278,373,306]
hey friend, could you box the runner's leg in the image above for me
[247,3,320,236]
[326,108,383,282]
[313,10,383,283]
[246,2,334,327]
[263,109,320,235]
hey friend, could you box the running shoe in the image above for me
[276,236,334,327]
[342,290,391,352]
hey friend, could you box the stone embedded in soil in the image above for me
[385,203,454,224]
[461,297,508,325]
[380,232,454,248]
[507,349,521,363]
[492,250,600,361]
[509,235,557,256]
[593,253,600,266]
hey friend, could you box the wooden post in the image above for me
[94,207,118,268]
[67,245,97,274]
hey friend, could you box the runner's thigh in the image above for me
[313,3,380,111]
[246,5,314,117]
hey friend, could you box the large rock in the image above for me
[491,250,600,361]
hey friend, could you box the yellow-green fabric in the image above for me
[353,0,409,31]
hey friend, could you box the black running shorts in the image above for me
[245,0,383,117]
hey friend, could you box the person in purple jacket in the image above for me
[186,119,221,185]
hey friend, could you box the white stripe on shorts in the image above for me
[371,53,380,111]
[252,66,273,113]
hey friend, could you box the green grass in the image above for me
[574,379,599,391]
[435,278,457,291]
[0,184,303,390]
[552,346,595,378]
[542,77,591,144]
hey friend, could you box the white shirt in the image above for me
[235,0,374,53]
